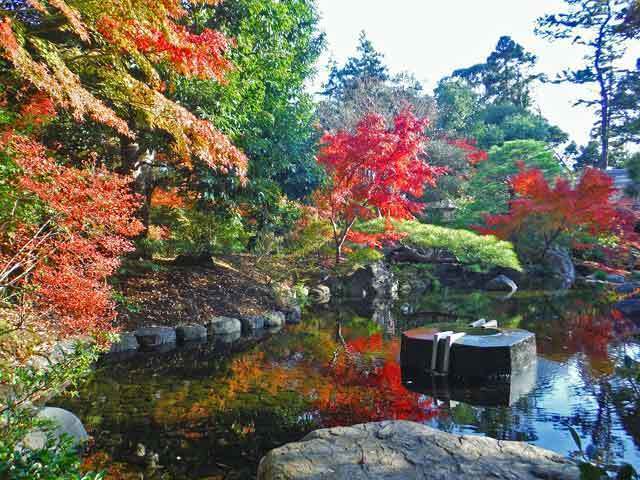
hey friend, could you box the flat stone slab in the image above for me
[257,421,579,480]
[208,316,242,335]
[401,327,536,377]
[135,326,176,349]
[175,324,207,343]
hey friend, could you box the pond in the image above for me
[52,289,640,479]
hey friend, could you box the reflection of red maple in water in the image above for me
[316,334,437,427]
[563,309,636,359]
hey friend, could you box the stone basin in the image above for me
[400,326,536,378]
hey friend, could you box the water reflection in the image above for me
[51,290,640,478]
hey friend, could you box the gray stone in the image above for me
[257,420,580,480]
[109,332,139,353]
[135,326,176,349]
[175,324,207,343]
[401,327,536,377]
[285,306,302,325]
[241,315,265,331]
[24,407,88,450]
[309,285,331,304]
[208,316,242,335]
[486,274,518,294]
[545,246,575,289]
[264,311,286,327]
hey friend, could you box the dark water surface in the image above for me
[52,290,640,479]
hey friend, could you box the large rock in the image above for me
[342,262,397,301]
[24,407,89,450]
[135,326,176,349]
[207,316,242,335]
[544,246,575,289]
[175,324,207,343]
[257,421,580,480]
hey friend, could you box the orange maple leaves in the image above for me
[1,132,143,335]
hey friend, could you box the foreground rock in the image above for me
[109,332,139,353]
[258,421,579,480]
[24,407,88,450]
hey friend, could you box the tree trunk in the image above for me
[120,139,156,237]
[594,3,613,170]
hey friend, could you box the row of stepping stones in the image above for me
[109,307,301,353]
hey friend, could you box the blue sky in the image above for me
[313,0,639,147]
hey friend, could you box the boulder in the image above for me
[264,311,286,327]
[241,315,265,331]
[285,306,302,325]
[175,324,207,343]
[257,421,579,480]
[486,274,518,294]
[342,262,397,301]
[207,316,242,335]
[109,332,139,353]
[309,285,331,304]
[24,407,89,450]
[213,330,242,344]
[135,326,176,349]
[544,246,575,289]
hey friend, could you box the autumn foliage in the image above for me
[314,109,446,262]
[478,165,638,259]
[0,131,143,335]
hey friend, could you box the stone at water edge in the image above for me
[486,274,518,293]
[263,311,286,327]
[23,407,88,450]
[257,421,580,480]
[175,324,207,343]
[109,332,139,353]
[606,274,627,284]
[285,306,302,325]
[135,326,176,349]
[241,315,265,331]
[208,316,242,335]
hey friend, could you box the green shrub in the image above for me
[356,219,522,272]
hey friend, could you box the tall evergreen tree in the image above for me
[452,36,542,109]
[322,31,389,98]
[536,0,631,169]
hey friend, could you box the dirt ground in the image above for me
[114,255,279,331]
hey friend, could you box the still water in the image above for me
[53,290,640,479]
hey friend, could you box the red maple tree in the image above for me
[314,109,446,263]
[478,165,638,259]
